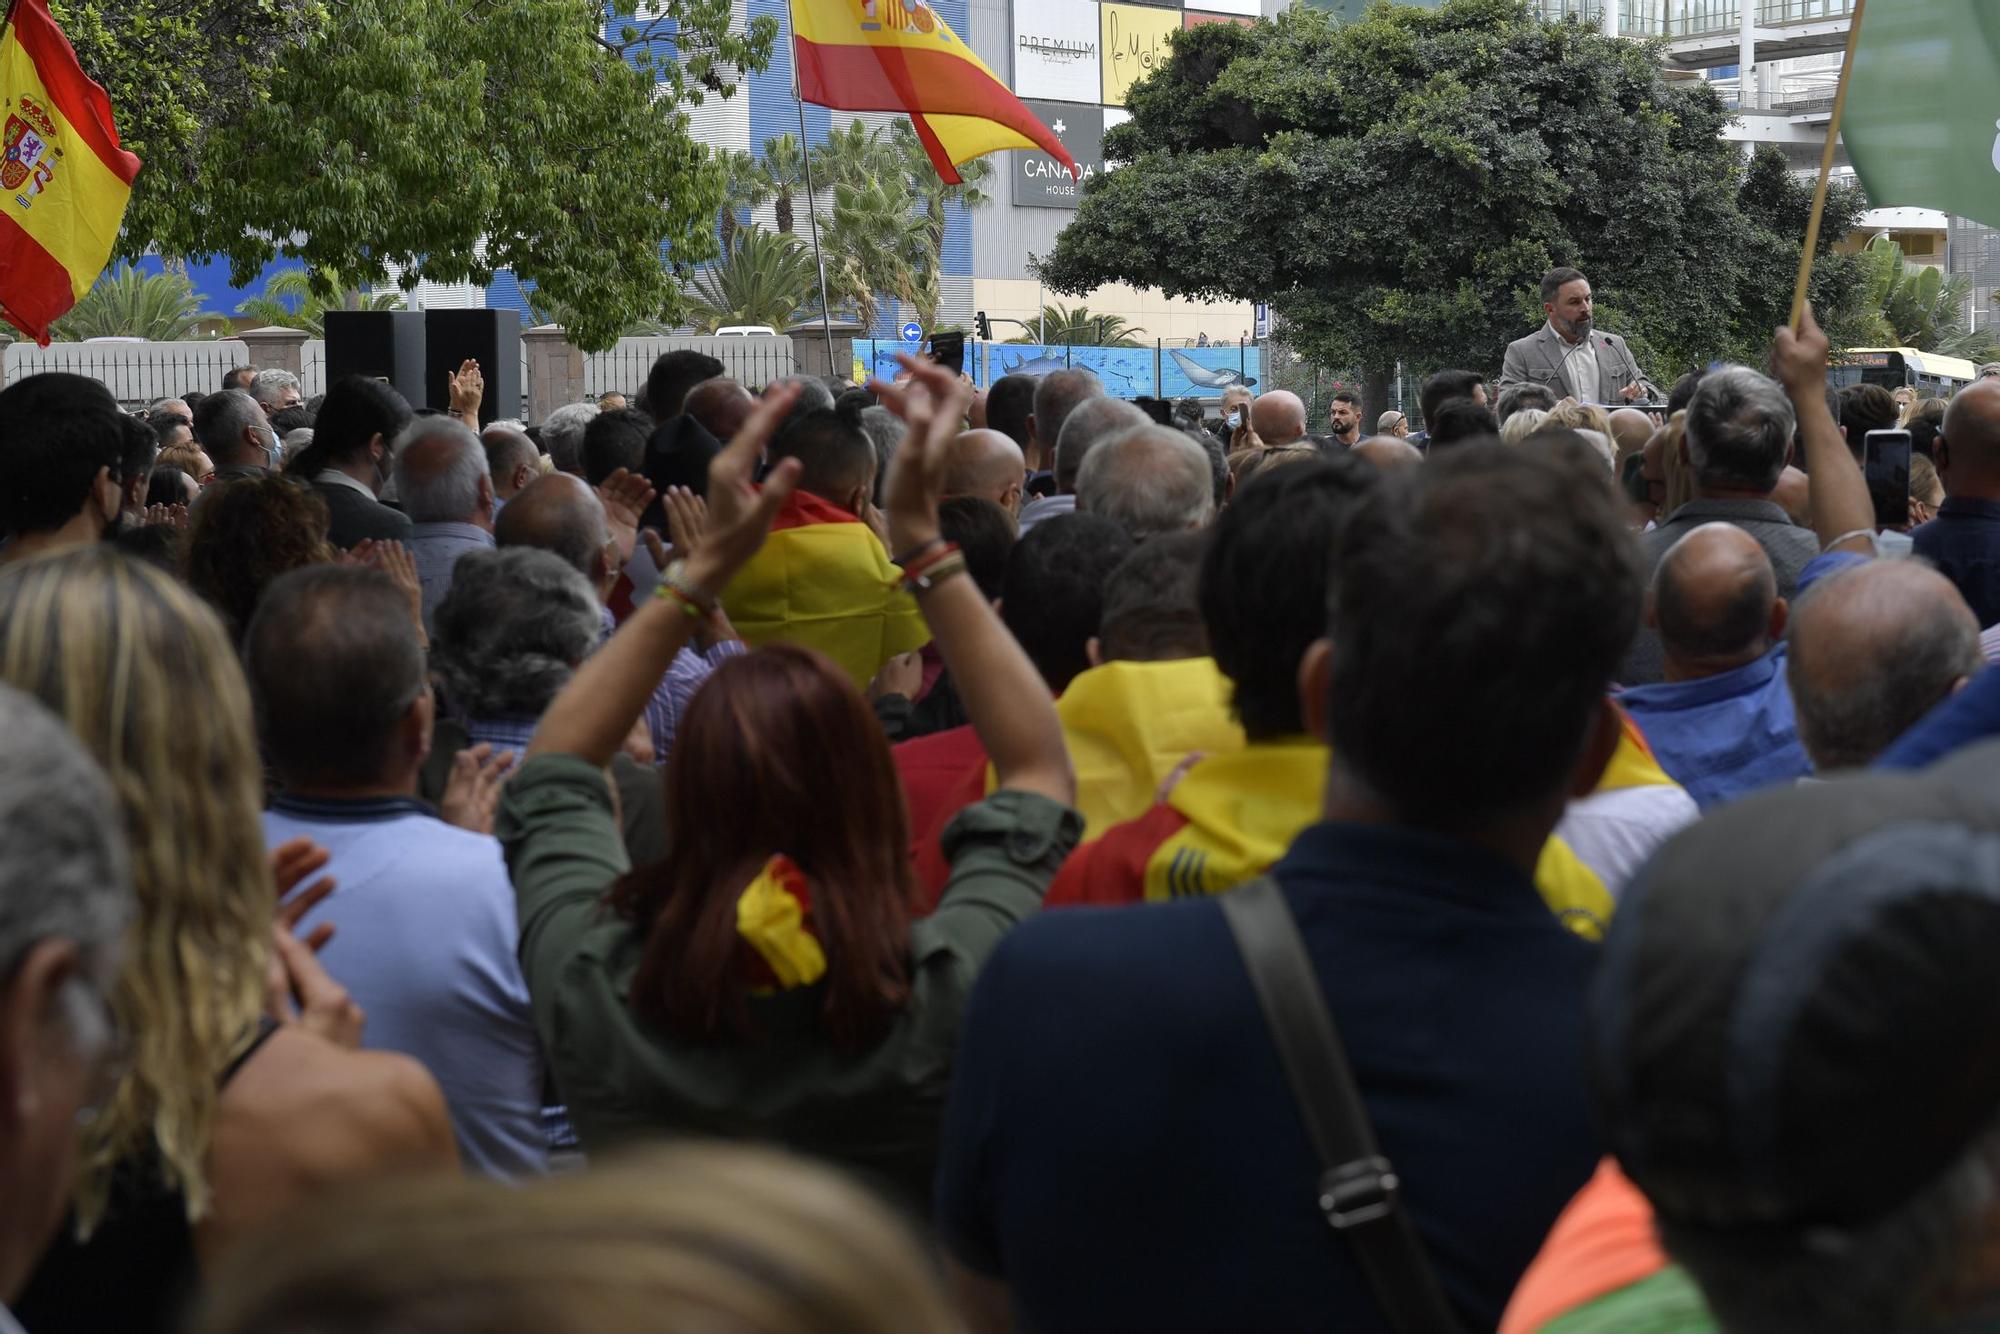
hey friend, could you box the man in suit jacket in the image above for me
[1500,267,1657,405]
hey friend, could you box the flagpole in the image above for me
[1788,0,1867,330]
[787,6,838,369]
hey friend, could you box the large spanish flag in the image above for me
[0,0,138,345]
[721,488,931,689]
[790,0,1079,186]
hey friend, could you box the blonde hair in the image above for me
[1543,398,1614,439]
[197,1145,964,1334]
[1659,411,1698,518]
[0,547,271,1226]
[1911,453,1944,507]
[158,441,213,480]
[1500,408,1549,446]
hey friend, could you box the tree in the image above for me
[1040,0,1857,411]
[760,134,809,236]
[66,0,777,353]
[717,150,772,254]
[1853,237,1999,362]
[1008,303,1147,346]
[51,266,215,341]
[234,270,404,338]
[686,228,821,332]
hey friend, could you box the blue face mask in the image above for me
[1226,410,1242,429]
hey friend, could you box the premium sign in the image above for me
[1011,0,1103,104]
[1011,99,1105,209]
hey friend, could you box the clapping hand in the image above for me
[868,352,974,555]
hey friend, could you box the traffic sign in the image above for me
[1253,303,1270,339]
[901,322,924,343]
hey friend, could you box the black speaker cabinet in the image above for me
[323,310,429,408]
[423,309,521,427]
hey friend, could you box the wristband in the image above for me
[892,535,948,567]
[898,541,961,583]
[903,552,969,595]
[657,558,719,617]
[657,584,712,623]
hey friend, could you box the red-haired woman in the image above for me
[500,362,1080,1208]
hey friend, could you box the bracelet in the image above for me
[903,552,969,595]
[892,535,948,567]
[656,559,719,618]
[657,584,712,622]
[899,541,961,582]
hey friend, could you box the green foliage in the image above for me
[67,0,776,353]
[687,228,820,332]
[1854,237,1999,362]
[51,266,216,341]
[234,270,403,338]
[1009,303,1146,346]
[1043,0,1859,385]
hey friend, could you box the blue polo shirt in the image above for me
[264,794,548,1180]
[1913,497,2000,628]
[935,821,1602,1333]
[1616,647,1812,811]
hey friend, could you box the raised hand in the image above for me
[690,383,804,597]
[596,467,658,568]
[439,743,513,835]
[448,358,485,424]
[271,837,338,954]
[356,539,425,642]
[868,352,973,556]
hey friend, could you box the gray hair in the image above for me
[1685,365,1795,493]
[1663,1115,2000,1334]
[859,406,906,502]
[250,367,301,408]
[541,403,600,475]
[1075,425,1216,540]
[0,684,130,997]
[769,375,837,416]
[1787,560,1985,771]
[430,548,602,720]
[391,417,489,524]
[1033,368,1103,453]
[195,388,269,466]
[1054,398,1150,493]
[280,428,315,466]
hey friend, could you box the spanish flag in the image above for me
[790,0,1080,186]
[721,488,931,689]
[0,0,140,345]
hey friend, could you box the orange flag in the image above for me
[790,0,1080,186]
[0,0,140,345]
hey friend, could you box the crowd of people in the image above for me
[6,268,2000,1334]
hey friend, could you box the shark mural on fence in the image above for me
[1167,348,1258,390]
[999,350,1070,376]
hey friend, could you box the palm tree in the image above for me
[236,269,402,338]
[51,266,216,341]
[811,120,901,199]
[1008,303,1146,347]
[686,227,821,332]
[820,174,934,334]
[759,134,809,236]
[1859,236,2000,362]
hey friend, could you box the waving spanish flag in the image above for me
[790,0,1079,186]
[0,0,140,345]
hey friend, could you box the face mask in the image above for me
[1226,410,1242,429]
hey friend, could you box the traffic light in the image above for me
[975,310,992,341]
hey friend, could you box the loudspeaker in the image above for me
[323,311,429,408]
[424,309,521,428]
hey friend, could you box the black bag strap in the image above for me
[1220,877,1464,1334]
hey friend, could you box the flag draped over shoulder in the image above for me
[1841,0,2000,230]
[789,0,1080,186]
[0,0,140,345]
[721,488,930,689]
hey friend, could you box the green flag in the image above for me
[1842,0,2000,228]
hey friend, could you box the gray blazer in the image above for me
[1498,324,1655,404]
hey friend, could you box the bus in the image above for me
[1831,347,1980,399]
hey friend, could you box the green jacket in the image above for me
[496,753,1081,1208]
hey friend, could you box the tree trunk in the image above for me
[776,190,793,235]
[1363,364,1394,431]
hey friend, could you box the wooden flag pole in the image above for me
[1790,0,1868,329]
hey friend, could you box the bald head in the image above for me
[943,429,1028,515]
[1608,408,1654,463]
[1787,560,1983,770]
[682,377,754,446]
[1940,378,2000,496]
[1055,398,1150,494]
[494,473,612,589]
[1075,425,1215,540]
[482,425,540,502]
[1029,368,1103,463]
[1650,523,1783,679]
[1351,435,1423,472]
[1250,390,1307,447]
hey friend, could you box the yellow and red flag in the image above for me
[790,0,1080,186]
[0,0,139,345]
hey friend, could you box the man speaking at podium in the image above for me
[1499,267,1656,405]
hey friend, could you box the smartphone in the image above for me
[1134,396,1173,425]
[1864,429,1912,531]
[927,331,966,376]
